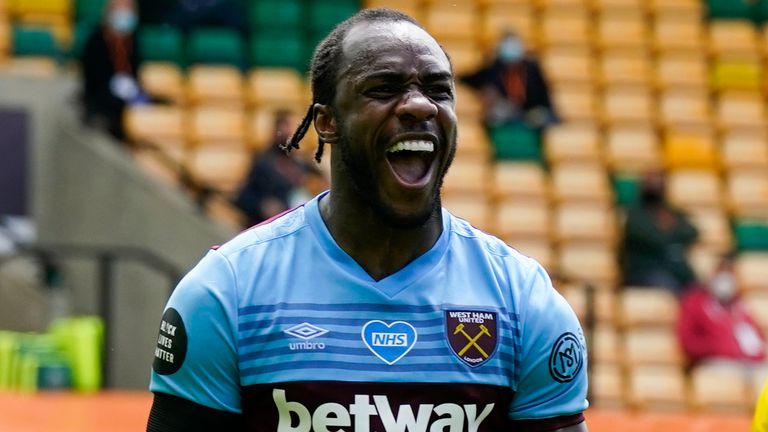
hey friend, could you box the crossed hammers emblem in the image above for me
[453,323,491,358]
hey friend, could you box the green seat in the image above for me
[248,0,303,30]
[0,332,19,390]
[138,25,185,67]
[733,220,768,251]
[14,334,72,392]
[613,174,640,207]
[306,0,360,34]
[487,123,542,161]
[706,0,757,20]
[186,27,245,68]
[75,0,109,26]
[250,32,306,71]
[50,316,104,392]
[12,26,60,59]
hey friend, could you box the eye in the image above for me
[425,84,453,100]
[366,84,400,99]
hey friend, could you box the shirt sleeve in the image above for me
[149,249,242,413]
[509,263,589,420]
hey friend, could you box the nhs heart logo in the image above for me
[362,320,417,365]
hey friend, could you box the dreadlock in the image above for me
[282,8,423,163]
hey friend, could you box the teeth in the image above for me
[386,140,434,153]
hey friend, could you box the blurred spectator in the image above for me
[167,0,249,37]
[233,111,314,227]
[460,31,559,130]
[677,252,766,368]
[80,0,147,141]
[620,169,699,295]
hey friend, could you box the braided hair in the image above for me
[281,8,423,163]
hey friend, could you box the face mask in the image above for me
[710,271,736,302]
[109,9,138,34]
[498,39,524,63]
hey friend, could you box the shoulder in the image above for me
[214,205,309,258]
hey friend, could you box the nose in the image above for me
[395,88,438,123]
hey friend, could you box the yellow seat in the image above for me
[727,171,768,218]
[619,288,679,328]
[423,2,479,44]
[506,238,554,270]
[655,52,708,90]
[541,46,596,86]
[667,169,724,210]
[138,62,185,105]
[456,120,491,158]
[648,0,703,18]
[623,328,684,367]
[691,363,751,412]
[590,362,626,408]
[554,203,617,243]
[557,242,619,286]
[0,16,9,57]
[188,106,246,146]
[186,65,244,106]
[605,124,661,174]
[441,40,483,76]
[442,194,492,231]
[709,20,760,58]
[442,154,490,196]
[247,68,306,110]
[480,3,536,50]
[0,57,58,76]
[711,59,763,91]
[591,324,623,365]
[716,91,767,131]
[598,51,653,87]
[687,209,733,252]
[658,90,712,129]
[544,122,601,164]
[593,0,645,14]
[652,16,706,53]
[11,0,70,16]
[454,83,484,122]
[601,86,656,125]
[131,147,185,187]
[552,84,599,122]
[550,163,612,204]
[663,128,719,170]
[736,253,768,293]
[187,144,250,194]
[595,11,649,51]
[245,108,299,151]
[536,0,592,10]
[123,105,187,161]
[721,129,768,171]
[492,162,548,201]
[560,283,617,324]
[494,198,551,240]
[626,365,689,410]
[538,8,593,49]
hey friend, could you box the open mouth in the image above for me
[385,140,436,186]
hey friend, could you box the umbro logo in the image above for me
[284,322,328,351]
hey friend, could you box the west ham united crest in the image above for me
[445,310,498,367]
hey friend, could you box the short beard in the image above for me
[337,131,455,230]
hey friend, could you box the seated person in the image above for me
[677,252,766,367]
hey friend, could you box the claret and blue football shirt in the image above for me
[150,191,588,431]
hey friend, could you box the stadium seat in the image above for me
[131,147,184,187]
[658,90,712,129]
[247,68,306,110]
[441,194,492,231]
[246,108,299,151]
[593,0,645,14]
[595,10,649,51]
[187,144,250,194]
[711,58,763,91]
[554,203,617,243]
[138,62,185,105]
[544,122,602,164]
[733,220,768,251]
[734,252,768,292]
[715,91,766,131]
[494,198,551,240]
[743,291,768,333]
[456,120,491,158]
[137,25,184,67]
[480,3,536,50]
[662,127,719,170]
[667,169,724,210]
[619,288,678,328]
[487,123,541,161]
[186,65,245,106]
[706,0,757,20]
[440,40,484,76]
[492,162,548,201]
[652,15,706,54]
[690,363,751,412]
[249,31,306,71]
[623,328,684,367]
[506,238,554,270]
[601,86,656,125]
[560,283,617,324]
[721,129,768,171]
[598,50,653,88]
[655,52,708,90]
[12,25,59,59]
[305,0,359,35]
[454,83,484,121]
[687,209,734,252]
[552,84,599,122]
[590,363,626,408]
[536,0,592,12]
[123,105,187,162]
[0,16,9,58]
[605,124,661,174]
[708,20,760,58]
[442,154,489,196]
[541,47,596,86]
[74,0,108,25]
[423,1,479,44]
[187,106,246,146]
[186,28,245,68]
[538,7,593,49]
[612,174,639,206]
[557,242,619,286]
[688,244,722,281]
[727,171,768,218]
[591,324,622,365]
[247,0,303,30]
[12,0,70,16]
[626,365,689,410]
[550,163,612,204]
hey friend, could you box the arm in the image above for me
[147,392,243,432]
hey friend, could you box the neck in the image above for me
[319,189,443,281]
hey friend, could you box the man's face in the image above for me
[329,20,457,228]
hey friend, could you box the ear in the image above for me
[313,103,339,144]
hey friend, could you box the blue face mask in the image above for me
[498,39,524,63]
[109,9,138,34]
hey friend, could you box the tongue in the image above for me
[388,152,429,184]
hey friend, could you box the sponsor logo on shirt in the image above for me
[362,320,417,365]
[284,322,329,350]
[272,388,495,432]
[445,310,498,367]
